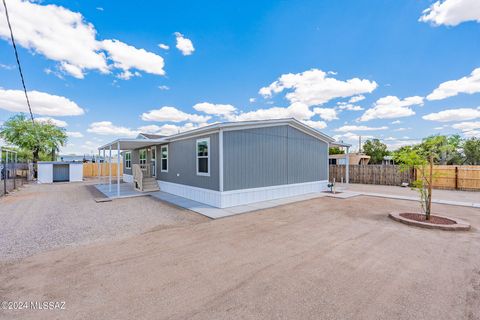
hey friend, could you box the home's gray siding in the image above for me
[223,125,328,191]
[156,133,219,191]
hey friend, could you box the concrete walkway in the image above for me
[95,183,331,219]
[95,182,480,219]
[338,183,480,208]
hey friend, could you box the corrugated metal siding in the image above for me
[223,125,327,191]
[156,133,219,191]
[52,164,70,182]
[286,126,328,183]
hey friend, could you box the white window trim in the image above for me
[125,151,131,169]
[151,147,156,177]
[196,137,210,176]
[160,145,168,173]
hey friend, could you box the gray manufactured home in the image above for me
[99,118,348,208]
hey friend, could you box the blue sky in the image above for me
[0,0,479,154]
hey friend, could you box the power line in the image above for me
[2,0,35,124]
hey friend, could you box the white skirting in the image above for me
[123,174,133,183]
[158,180,328,208]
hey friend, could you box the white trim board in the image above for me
[158,180,328,208]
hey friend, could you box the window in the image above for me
[196,138,210,176]
[139,149,147,168]
[125,152,131,169]
[161,145,168,172]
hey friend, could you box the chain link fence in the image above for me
[1,162,32,196]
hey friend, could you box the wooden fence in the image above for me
[83,163,123,177]
[329,165,414,186]
[329,165,480,191]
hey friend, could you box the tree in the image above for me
[329,147,345,155]
[0,114,67,163]
[362,139,389,164]
[463,138,480,165]
[394,135,454,220]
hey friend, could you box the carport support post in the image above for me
[117,142,120,197]
[345,146,350,184]
[103,148,107,185]
[97,149,101,182]
[109,145,112,192]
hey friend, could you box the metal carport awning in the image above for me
[97,138,166,197]
[329,141,352,184]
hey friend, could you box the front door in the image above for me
[151,147,156,177]
[139,149,147,174]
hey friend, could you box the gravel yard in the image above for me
[0,180,208,261]
[0,192,479,320]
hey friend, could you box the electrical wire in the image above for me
[2,0,35,124]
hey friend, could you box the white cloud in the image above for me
[36,117,68,127]
[158,85,170,90]
[335,125,388,132]
[349,95,365,103]
[0,0,166,79]
[141,106,210,123]
[258,69,377,107]
[138,123,204,136]
[0,88,84,116]
[0,63,14,70]
[359,95,424,121]
[101,39,165,78]
[333,132,373,146]
[87,121,138,137]
[96,7,104,11]
[313,107,338,121]
[249,98,256,103]
[66,131,84,138]
[394,127,410,132]
[427,68,480,101]
[230,102,314,122]
[419,0,480,26]
[158,43,169,50]
[422,107,480,122]
[336,102,364,111]
[174,32,195,56]
[452,121,480,137]
[391,120,402,124]
[59,62,84,79]
[302,120,327,130]
[452,121,480,131]
[193,102,236,117]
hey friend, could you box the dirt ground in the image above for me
[0,181,207,261]
[1,191,479,320]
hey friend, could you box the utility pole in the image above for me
[358,135,362,153]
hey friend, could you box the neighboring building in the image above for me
[57,154,109,163]
[382,155,395,165]
[329,153,370,165]
[99,118,349,208]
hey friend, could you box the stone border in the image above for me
[388,211,471,231]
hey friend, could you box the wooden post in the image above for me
[455,166,459,190]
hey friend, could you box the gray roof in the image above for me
[138,133,166,139]
[99,118,351,150]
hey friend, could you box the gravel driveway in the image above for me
[0,180,208,261]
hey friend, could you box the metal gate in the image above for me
[53,164,70,182]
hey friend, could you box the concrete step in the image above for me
[143,187,160,192]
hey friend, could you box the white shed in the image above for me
[37,161,83,183]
